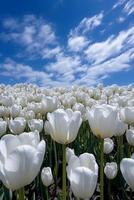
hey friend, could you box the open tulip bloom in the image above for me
[67,153,98,199]
[0,131,46,191]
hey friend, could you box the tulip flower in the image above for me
[9,117,26,134]
[41,96,59,113]
[87,104,118,139]
[120,158,134,190]
[114,119,127,137]
[45,108,82,200]
[87,104,118,200]
[0,120,7,136]
[126,129,134,146]
[0,131,46,191]
[28,119,43,133]
[120,107,134,125]
[66,147,75,163]
[45,109,82,144]
[10,105,21,118]
[104,138,114,154]
[104,162,118,179]
[67,153,98,199]
[41,167,54,187]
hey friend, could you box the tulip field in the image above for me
[0,83,134,200]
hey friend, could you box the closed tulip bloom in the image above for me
[104,138,114,154]
[9,117,26,134]
[28,119,43,133]
[104,162,118,179]
[0,131,46,190]
[10,105,21,118]
[87,105,118,138]
[66,147,75,163]
[114,119,127,136]
[41,96,59,113]
[126,129,134,146]
[41,167,54,187]
[0,120,7,136]
[45,109,82,144]
[120,158,134,190]
[0,106,5,118]
[120,107,134,124]
[67,153,98,199]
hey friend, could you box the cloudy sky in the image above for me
[0,0,134,87]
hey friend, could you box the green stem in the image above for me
[108,180,112,200]
[117,136,123,164]
[46,188,49,200]
[53,141,58,178]
[17,188,25,200]
[128,144,131,158]
[62,144,66,200]
[100,138,104,200]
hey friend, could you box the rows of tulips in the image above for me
[0,83,134,200]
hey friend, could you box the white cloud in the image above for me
[112,0,127,9]
[117,17,126,23]
[41,47,61,59]
[124,0,134,15]
[112,0,134,16]
[73,49,133,86]
[0,58,52,86]
[68,36,89,52]
[46,54,81,74]
[70,12,104,37]
[1,15,59,59]
[85,27,134,65]
[0,13,134,87]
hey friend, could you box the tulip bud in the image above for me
[28,119,43,133]
[41,167,54,187]
[114,119,127,136]
[120,107,134,125]
[104,162,118,179]
[10,105,21,118]
[104,138,114,154]
[87,104,118,138]
[0,120,7,136]
[45,109,82,144]
[67,153,98,199]
[120,158,134,190]
[9,117,26,134]
[126,129,134,146]
[66,147,75,163]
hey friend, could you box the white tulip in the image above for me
[9,117,26,134]
[104,162,118,179]
[0,131,46,190]
[120,158,134,190]
[114,119,127,136]
[0,120,7,136]
[0,106,5,117]
[120,107,134,124]
[41,96,59,113]
[10,105,21,118]
[28,119,43,133]
[67,153,98,199]
[41,167,54,187]
[126,129,134,146]
[87,104,118,138]
[104,138,114,154]
[66,147,75,163]
[45,109,82,144]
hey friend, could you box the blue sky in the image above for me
[0,0,134,87]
